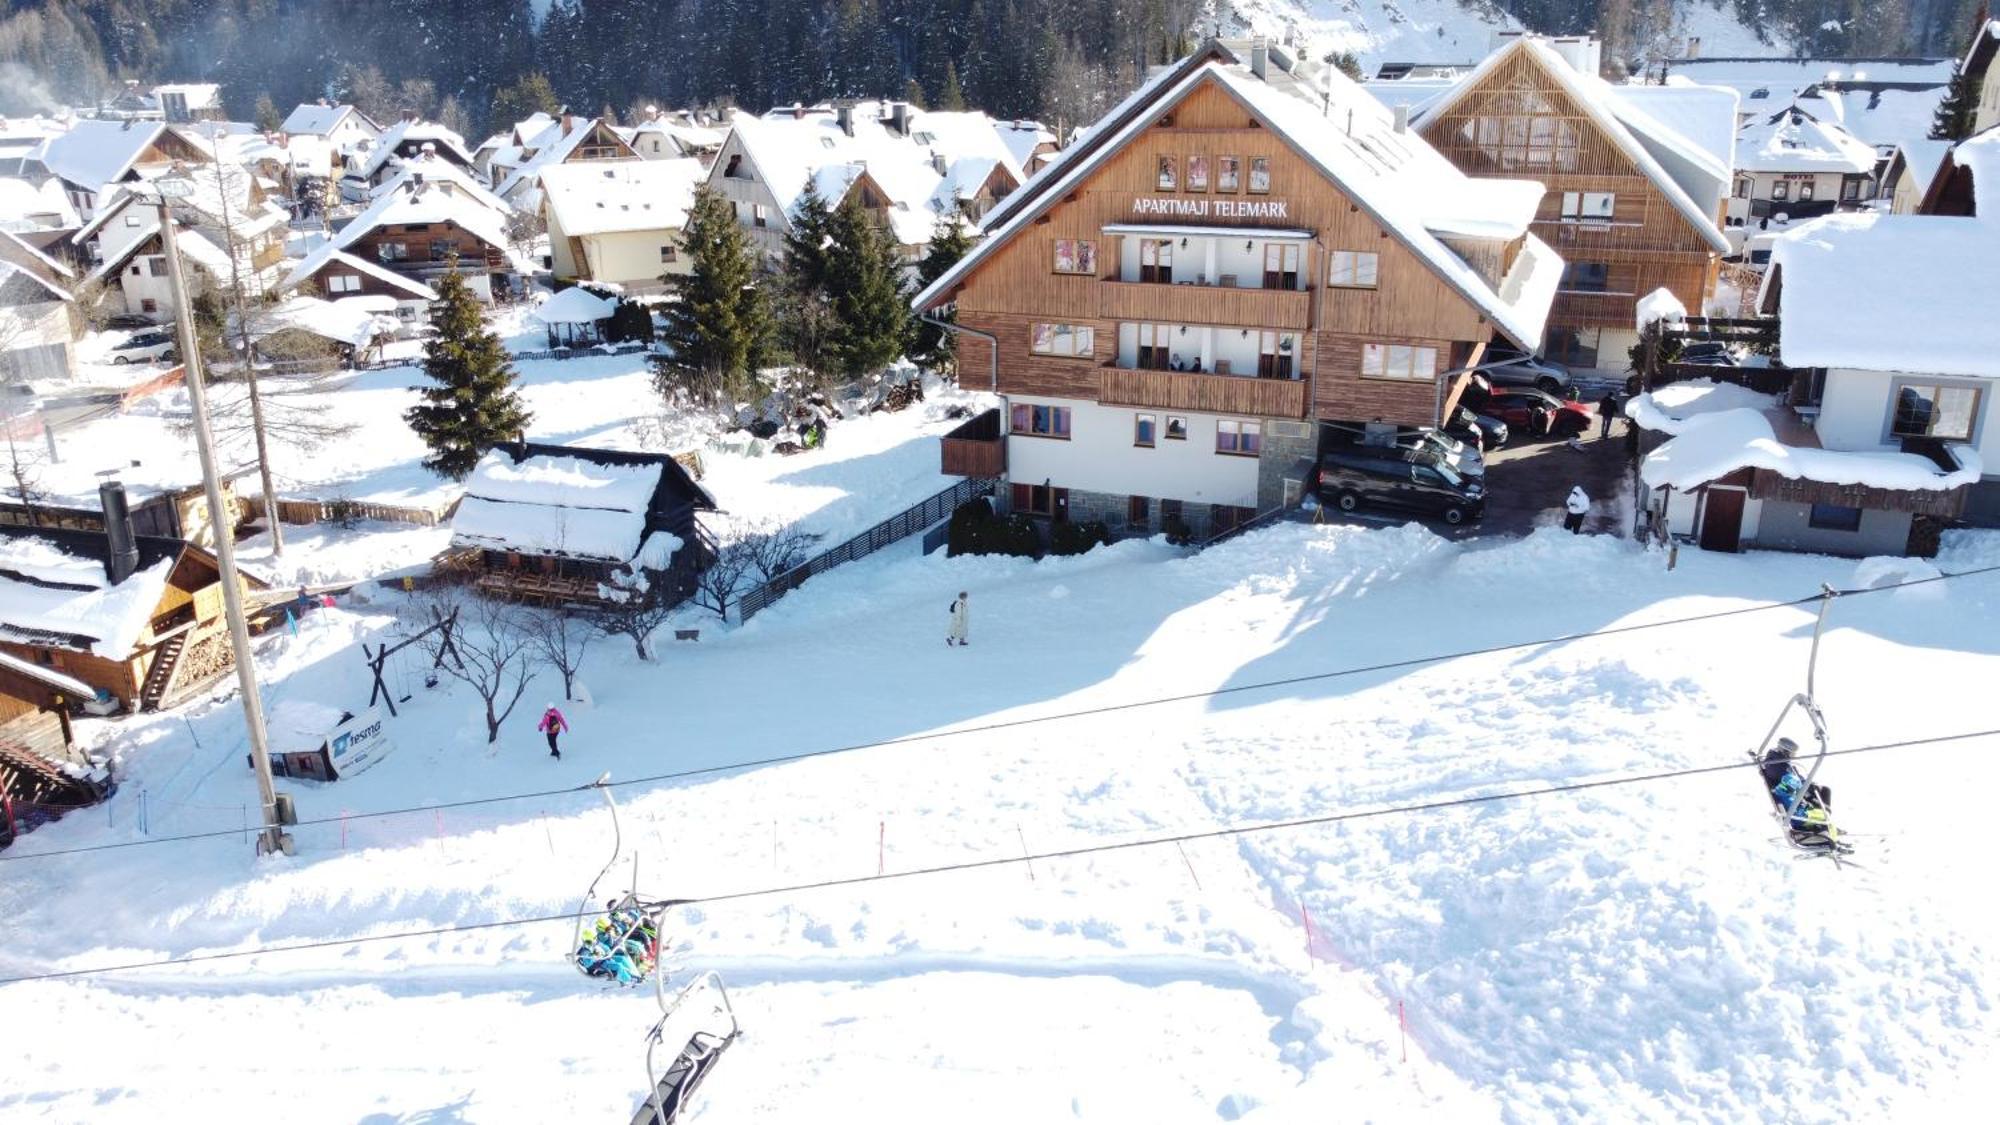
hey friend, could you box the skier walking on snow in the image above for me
[1563,486,1590,534]
[946,591,970,647]
[539,704,569,759]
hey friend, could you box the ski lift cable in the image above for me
[6,562,1997,865]
[2,724,1994,988]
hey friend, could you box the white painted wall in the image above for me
[1005,395,1260,508]
[116,255,176,321]
[1654,484,1762,541]
[1112,234,1301,288]
[1815,368,2000,468]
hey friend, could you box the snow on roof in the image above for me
[0,176,78,229]
[1607,83,1741,179]
[494,118,635,205]
[1814,86,1947,158]
[540,158,703,236]
[357,118,475,179]
[0,536,174,657]
[41,119,168,190]
[1763,212,2000,377]
[451,449,665,562]
[281,103,376,137]
[1945,127,2000,217]
[152,83,220,109]
[0,259,72,303]
[532,286,617,324]
[278,245,437,300]
[1660,56,1956,102]
[82,216,229,284]
[265,295,396,347]
[282,177,506,294]
[368,156,510,213]
[994,120,1056,169]
[1,227,75,283]
[1894,137,1953,194]
[1413,38,1733,256]
[267,698,348,751]
[918,61,1560,350]
[1636,400,1982,493]
[0,646,94,697]
[1634,286,1689,333]
[1735,103,1876,174]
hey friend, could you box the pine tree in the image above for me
[1931,64,1978,141]
[405,266,531,479]
[825,195,910,379]
[252,92,282,131]
[778,180,840,384]
[490,72,562,132]
[909,208,974,378]
[654,186,772,404]
[938,62,968,111]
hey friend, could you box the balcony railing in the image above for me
[1099,280,1310,329]
[940,408,1006,477]
[1099,366,1309,419]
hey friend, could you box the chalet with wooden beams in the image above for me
[0,483,271,719]
[449,442,716,608]
[280,172,510,318]
[491,113,640,213]
[345,114,477,199]
[1382,35,1736,371]
[1727,102,1879,229]
[39,118,212,220]
[914,46,1563,540]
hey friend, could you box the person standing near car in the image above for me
[1563,486,1590,534]
[1598,391,1619,440]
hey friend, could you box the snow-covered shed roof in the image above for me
[1630,382,1982,494]
[1761,212,2000,378]
[540,157,704,237]
[1941,126,2000,216]
[916,59,1562,351]
[0,258,72,304]
[1410,37,1733,256]
[451,444,713,564]
[41,119,169,191]
[532,286,616,324]
[1609,82,1741,179]
[1659,56,1956,105]
[281,103,378,138]
[262,295,399,348]
[1735,103,1876,174]
[0,529,180,657]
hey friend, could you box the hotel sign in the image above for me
[1130,197,1291,220]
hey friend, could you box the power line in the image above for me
[3,726,1993,988]
[6,562,1996,865]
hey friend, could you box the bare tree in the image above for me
[524,605,595,700]
[406,591,540,744]
[506,210,547,278]
[0,307,50,525]
[683,519,813,619]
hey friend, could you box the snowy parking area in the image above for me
[2,516,1998,1122]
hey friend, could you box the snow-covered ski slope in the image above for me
[3,515,1998,1121]
[1232,0,1780,69]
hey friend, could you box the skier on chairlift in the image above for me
[1760,737,1836,841]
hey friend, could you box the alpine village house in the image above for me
[913,43,1562,541]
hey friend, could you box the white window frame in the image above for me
[1361,343,1439,380]
[326,273,361,293]
[1560,191,1615,222]
[1328,250,1378,288]
[1030,322,1095,358]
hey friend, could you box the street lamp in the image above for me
[148,172,291,856]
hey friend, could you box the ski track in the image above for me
[2,512,1999,1121]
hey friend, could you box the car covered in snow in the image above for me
[1480,388,1594,439]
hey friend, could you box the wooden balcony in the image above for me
[1099,280,1311,329]
[940,408,1005,477]
[1099,367,1310,419]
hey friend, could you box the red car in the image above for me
[1480,388,1594,438]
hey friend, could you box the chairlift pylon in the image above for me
[1748,585,1853,861]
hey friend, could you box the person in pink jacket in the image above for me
[538,704,569,759]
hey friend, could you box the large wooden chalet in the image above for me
[449,442,717,607]
[280,172,512,322]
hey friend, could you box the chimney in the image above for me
[1393,105,1409,134]
[644,104,661,123]
[1685,36,1702,60]
[1250,39,1269,80]
[837,103,854,137]
[931,150,947,175]
[402,108,418,123]
[561,111,578,135]
[99,481,139,586]
[890,102,910,137]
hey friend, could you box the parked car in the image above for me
[1679,342,1739,367]
[1476,347,1572,394]
[1325,424,1485,480]
[1316,449,1486,526]
[1482,388,1594,438]
[108,330,177,364]
[1445,404,1509,451]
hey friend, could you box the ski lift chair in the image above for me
[1749,586,1852,859]
[629,972,739,1125]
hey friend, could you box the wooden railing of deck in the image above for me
[939,408,1005,477]
[1099,367,1310,418]
[1098,280,1311,329]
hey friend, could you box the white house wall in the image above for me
[1005,396,1260,509]
[581,230,685,290]
[1815,367,2000,468]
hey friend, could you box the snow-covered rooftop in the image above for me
[1636,398,1981,493]
[1762,212,2000,378]
[1943,126,2000,217]
[281,103,376,138]
[0,176,78,230]
[531,286,617,325]
[264,295,399,348]
[368,155,510,214]
[41,119,169,191]
[493,118,637,207]
[540,158,704,236]
[356,118,475,180]
[451,449,665,563]
[0,535,175,657]
[1735,104,1876,174]
[281,177,508,294]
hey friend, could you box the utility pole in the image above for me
[153,180,291,857]
[204,126,284,558]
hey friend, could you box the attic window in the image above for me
[913,131,936,145]
[820,137,835,149]
[1750,87,1770,99]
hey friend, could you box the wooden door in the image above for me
[1700,487,1745,553]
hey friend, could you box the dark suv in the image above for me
[1316,450,1485,526]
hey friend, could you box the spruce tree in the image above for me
[939,62,968,112]
[405,266,531,480]
[1931,64,1978,141]
[778,180,839,384]
[825,195,910,379]
[654,186,772,404]
[909,209,974,379]
[490,72,561,131]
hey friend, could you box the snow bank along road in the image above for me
[3,524,1998,1123]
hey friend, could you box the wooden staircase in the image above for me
[139,633,188,712]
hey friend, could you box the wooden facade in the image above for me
[945,77,1511,432]
[344,220,506,283]
[1416,45,1720,346]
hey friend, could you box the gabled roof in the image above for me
[1411,36,1733,256]
[0,526,185,656]
[1735,102,1877,174]
[494,117,638,204]
[451,442,713,563]
[281,103,380,137]
[1962,20,2000,79]
[540,158,704,236]
[356,118,475,179]
[277,247,437,300]
[82,218,231,284]
[280,178,507,292]
[914,59,1562,350]
[1922,125,2000,217]
[0,259,70,304]
[0,227,75,285]
[0,175,79,230]
[369,156,510,213]
[41,119,169,191]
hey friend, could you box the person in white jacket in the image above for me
[947,591,970,647]
[1563,486,1590,534]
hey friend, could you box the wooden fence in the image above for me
[265,495,462,528]
[733,477,997,622]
